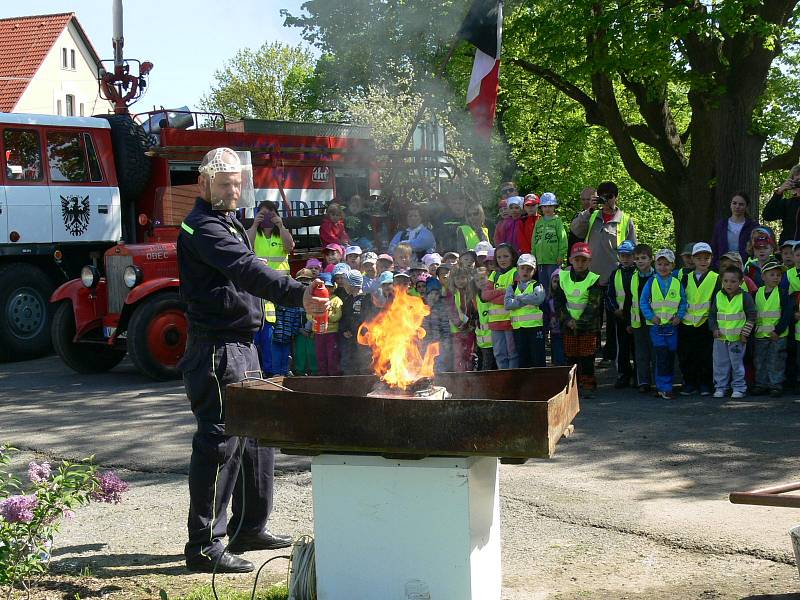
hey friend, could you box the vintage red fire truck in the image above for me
[45,112,379,379]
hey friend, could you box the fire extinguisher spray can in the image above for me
[312,280,329,334]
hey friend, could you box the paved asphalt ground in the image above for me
[2,355,800,598]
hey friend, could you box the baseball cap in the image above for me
[681,243,695,256]
[570,242,592,259]
[655,248,676,263]
[378,271,394,285]
[692,242,712,256]
[781,239,796,249]
[443,251,460,261]
[422,253,443,267]
[426,278,442,294]
[524,193,540,206]
[393,270,411,280]
[361,251,378,264]
[295,268,314,281]
[377,253,394,263]
[319,272,334,287]
[436,264,451,276]
[517,253,537,268]
[506,195,524,207]
[617,240,635,254]
[474,241,493,257]
[324,243,343,254]
[344,245,362,256]
[761,258,783,273]
[486,248,496,260]
[346,270,364,287]
[721,251,744,267]
[332,263,351,277]
[305,258,322,268]
[409,260,426,271]
[539,192,558,206]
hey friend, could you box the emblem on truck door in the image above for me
[60,195,91,236]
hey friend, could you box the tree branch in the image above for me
[507,57,604,126]
[761,126,800,173]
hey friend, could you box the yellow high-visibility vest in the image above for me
[586,210,631,246]
[475,296,493,349]
[629,272,654,329]
[755,287,786,338]
[254,230,290,274]
[510,280,544,329]
[559,270,600,321]
[682,271,718,327]
[715,291,746,342]
[458,225,489,251]
[487,268,517,323]
[787,267,800,294]
[649,277,681,322]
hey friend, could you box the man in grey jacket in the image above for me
[570,181,637,361]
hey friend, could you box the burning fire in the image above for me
[357,287,440,389]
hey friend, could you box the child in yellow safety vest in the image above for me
[446,266,478,372]
[677,242,719,397]
[630,244,655,393]
[639,249,687,400]
[504,254,546,368]
[708,267,757,399]
[751,259,793,397]
[605,240,637,388]
[473,268,497,371]
[554,242,604,397]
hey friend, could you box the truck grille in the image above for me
[106,255,133,314]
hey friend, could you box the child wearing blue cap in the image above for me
[606,240,637,387]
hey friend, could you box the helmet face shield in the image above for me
[198,148,255,211]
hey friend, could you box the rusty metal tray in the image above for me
[225,366,580,460]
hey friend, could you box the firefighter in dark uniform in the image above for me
[177,147,327,573]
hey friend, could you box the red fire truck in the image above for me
[48,112,380,379]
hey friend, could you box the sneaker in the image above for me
[699,387,711,397]
[713,389,725,398]
[657,391,674,400]
[679,385,696,396]
[731,390,746,399]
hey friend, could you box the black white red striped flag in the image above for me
[458,0,502,138]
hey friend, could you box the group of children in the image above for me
[604,229,800,399]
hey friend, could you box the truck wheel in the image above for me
[0,264,55,361]
[51,302,126,373]
[94,114,151,202]
[127,292,187,381]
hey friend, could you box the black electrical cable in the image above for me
[251,554,292,600]
[211,437,247,600]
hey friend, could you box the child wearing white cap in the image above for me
[639,249,687,399]
[677,242,718,396]
[504,254,546,367]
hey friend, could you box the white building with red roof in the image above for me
[0,12,111,116]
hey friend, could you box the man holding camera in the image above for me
[763,165,800,244]
[570,181,637,362]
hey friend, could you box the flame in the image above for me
[357,287,440,389]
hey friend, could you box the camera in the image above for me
[594,194,613,205]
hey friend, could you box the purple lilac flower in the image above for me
[28,461,52,483]
[0,495,38,523]
[91,471,129,504]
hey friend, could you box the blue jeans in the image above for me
[650,324,677,392]
[253,324,273,375]
[270,341,292,375]
[491,330,518,369]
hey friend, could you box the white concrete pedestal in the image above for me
[311,454,501,600]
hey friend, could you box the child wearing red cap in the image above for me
[516,194,540,254]
[554,242,604,396]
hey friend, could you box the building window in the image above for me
[65,95,75,117]
[61,48,68,69]
[79,103,84,116]
[56,99,62,115]
[70,49,76,70]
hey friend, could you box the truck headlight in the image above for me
[123,265,142,288]
[80,266,99,288]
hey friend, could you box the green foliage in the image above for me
[175,584,289,600]
[200,42,319,121]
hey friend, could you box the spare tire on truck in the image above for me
[94,114,151,241]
